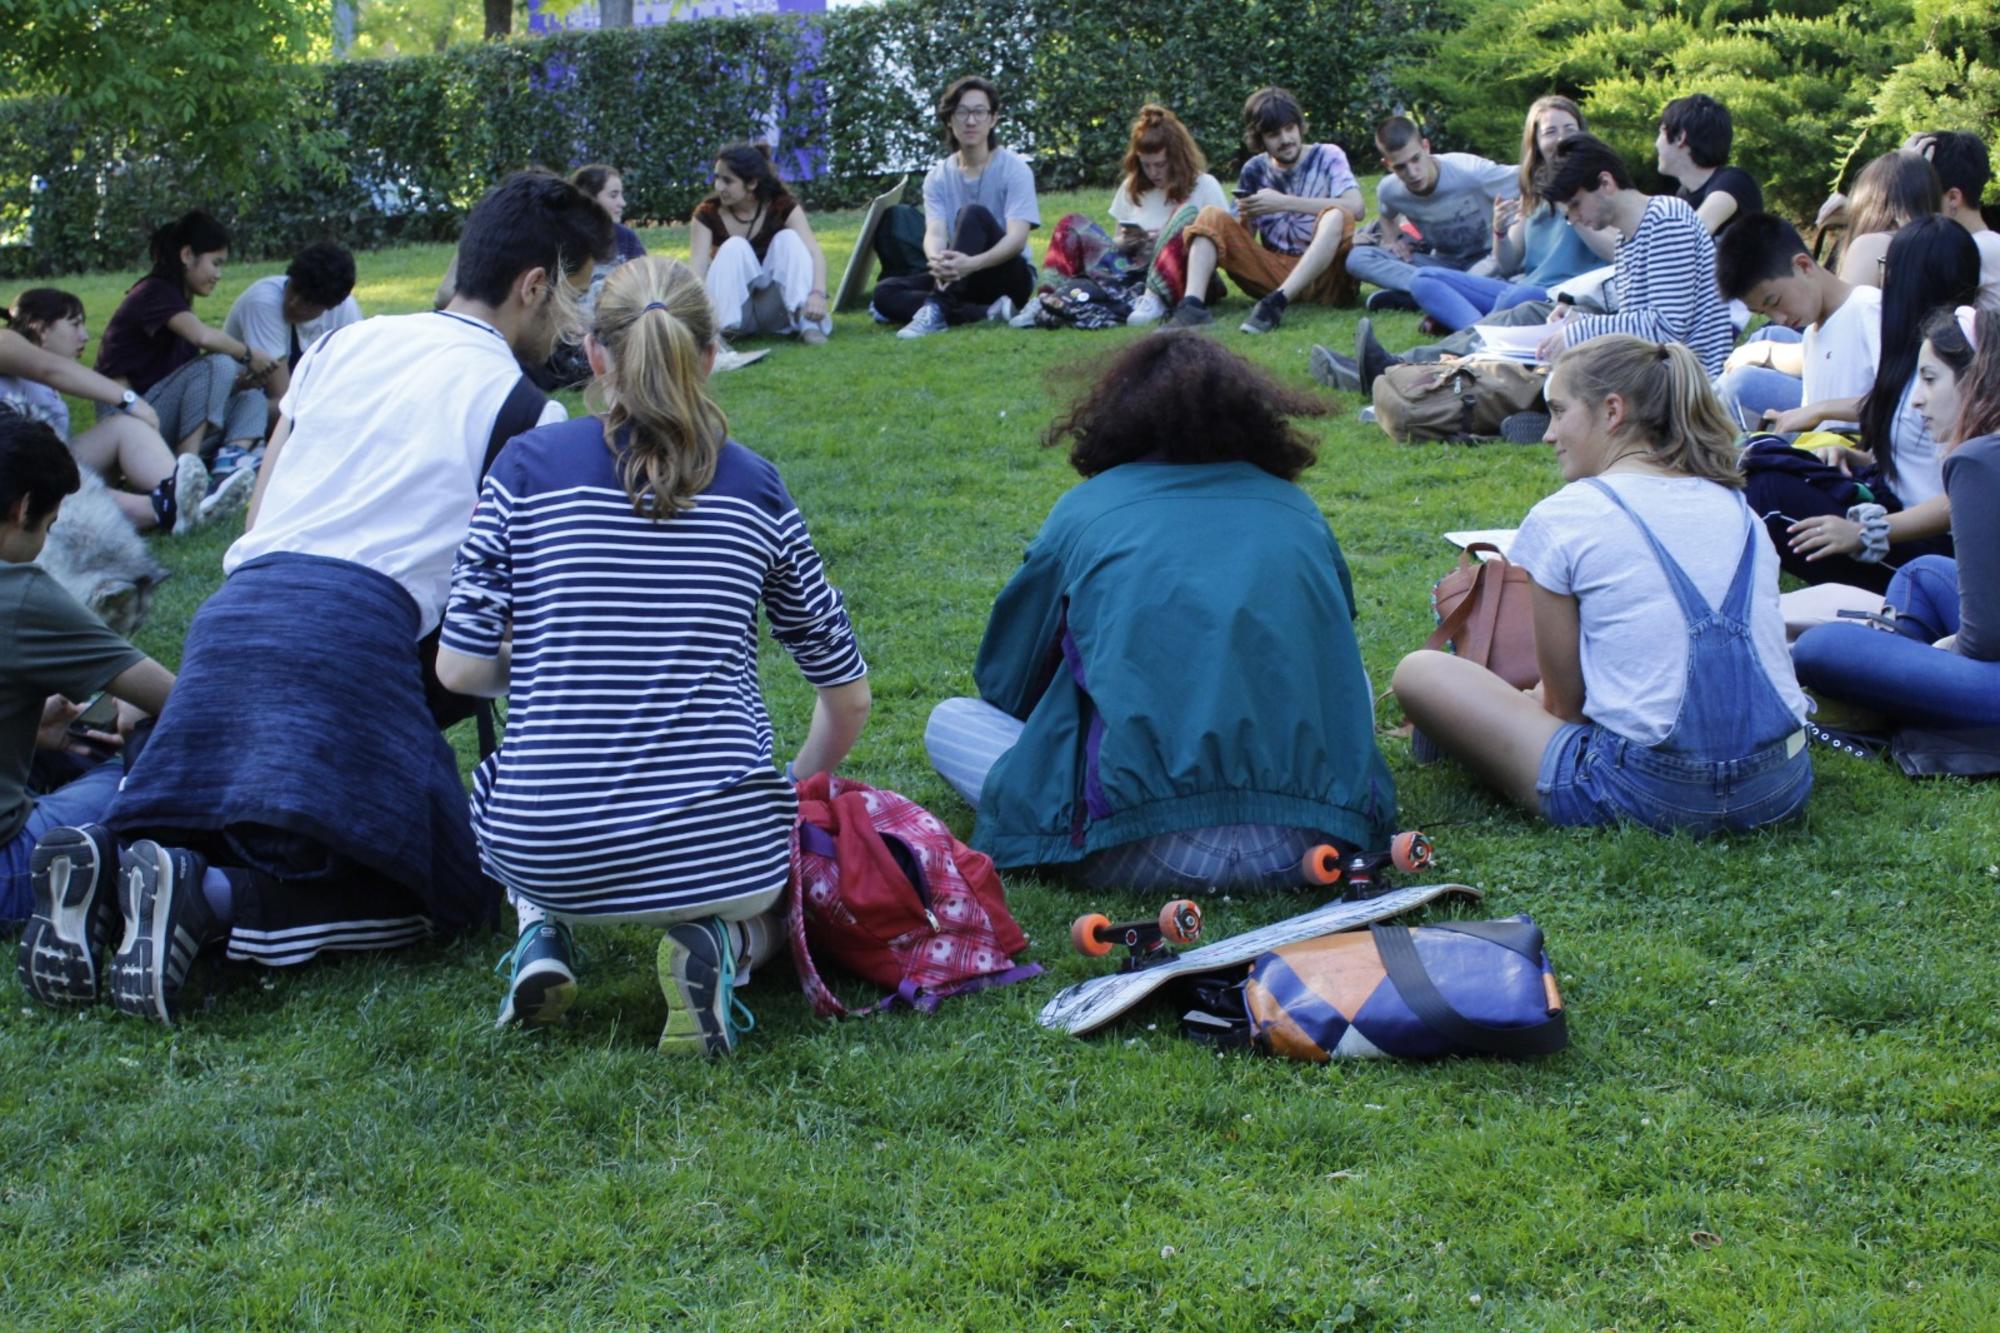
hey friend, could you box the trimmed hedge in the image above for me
[0,0,1435,278]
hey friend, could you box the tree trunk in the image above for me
[484,0,512,39]
[601,0,635,25]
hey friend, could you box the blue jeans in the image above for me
[1793,556,2000,728]
[0,761,124,922]
[1536,722,1812,836]
[1344,245,1458,294]
[1712,325,1807,429]
[1408,268,1549,332]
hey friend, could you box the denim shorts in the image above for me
[1536,723,1812,836]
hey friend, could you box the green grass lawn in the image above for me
[5,192,1997,1329]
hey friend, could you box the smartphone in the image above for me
[1232,187,1253,198]
[71,691,117,730]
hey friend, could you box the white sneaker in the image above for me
[196,463,258,527]
[1007,295,1044,328]
[169,454,210,537]
[713,344,770,372]
[896,302,949,339]
[1127,291,1167,326]
[984,295,1015,324]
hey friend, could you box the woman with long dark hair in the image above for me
[925,331,1394,890]
[687,143,831,344]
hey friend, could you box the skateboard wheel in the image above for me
[1391,831,1433,873]
[1300,844,1343,885]
[1071,912,1114,957]
[1158,899,1202,945]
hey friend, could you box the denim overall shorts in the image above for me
[1537,479,1813,835]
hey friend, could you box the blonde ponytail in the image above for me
[587,257,728,519]
[1553,334,1742,487]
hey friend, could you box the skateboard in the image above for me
[1070,899,1203,972]
[1037,880,1482,1037]
[1301,830,1432,899]
[832,175,910,313]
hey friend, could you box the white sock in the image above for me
[512,896,548,933]
[727,910,782,984]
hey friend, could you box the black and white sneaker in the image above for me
[108,840,220,1024]
[17,824,121,1006]
[1365,288,1419,313]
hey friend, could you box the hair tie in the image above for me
[1656,344,1670,362]
[643,301,668,313]
[1957,304,1979,351]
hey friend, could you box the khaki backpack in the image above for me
[1372,356,1548,443]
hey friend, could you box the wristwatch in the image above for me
[114,389,138,414]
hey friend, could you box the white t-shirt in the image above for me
[1510,474,1807,746]
[1108,173,1229,232]
[1801,282,1881,430]
[227,310,565,634]
[1973,229,2000,311]
[224,274,363,364]
[1887,377,1945,505]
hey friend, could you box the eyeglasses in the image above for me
[952,106,995,124]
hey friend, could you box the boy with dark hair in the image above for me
[1170,85,1363,334]
[1656,94,1763,235]
[1344,114,1517,311]
[223,240,363,420]
[1714,213,1880,432]
[22,170,612,1025]
[1918,131,1999,306]
[2,414,174,996]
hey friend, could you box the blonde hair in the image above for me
[1551,334,1743,487]
[587,257,728,519]
[1518,95,1586,201]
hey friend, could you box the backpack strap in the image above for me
[1370,922,1567,1057]
[485,373,549,475]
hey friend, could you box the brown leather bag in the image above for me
[1426,544,1540,689]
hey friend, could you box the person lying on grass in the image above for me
[1793,306,2000,731]
[439,256,869,1052]
[926,330,1395,889]
[2,288,251,534]
[1393,334,1813,836]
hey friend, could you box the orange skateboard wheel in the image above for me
[1158,899,1202,945]
[1071,912,1114,957]
[1300,844,1343,885]
[1391,831,1433,873]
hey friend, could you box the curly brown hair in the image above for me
[1119,104,1207,208]
[1046,332,1326,480]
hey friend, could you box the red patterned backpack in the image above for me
[786,773,1041,1017]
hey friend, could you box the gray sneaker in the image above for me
[197,464,258,528]
[1164,299,1213,329]
[1310,343,1363,393]
[169,454,210,537]
[1007,295,1044,328]
[984,295,1016,324]
[897,301,950,339]
[1239,293,1286,335]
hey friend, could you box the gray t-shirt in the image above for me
[1377,152,1519,266]
[922,148,1040,232]
[1944,432,2000,662]
[0,562,143,842]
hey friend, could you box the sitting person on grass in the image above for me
[2,289,250,534]
[1918,131,2000,309]
[222,241,362,432]
[1168,86,1363,334]
[689,143,833,345]
[2,414,174,974]
[1836,150,1942,289]
[1322,134,1733,400]
[93,209,275,472]
[439,257,870,1050]
[1393,335,1812,836]
[20,171,606,1025]
[926,332,1396,890]
[1792,306,2000,730]
[1654,93,1762,236]
[1741,215,1979,591]
[570,163,648,266]
[871,76,1039,338]
[1342,114,1519,313]
[1714,214,1880,433]
[1027,104,1230,327]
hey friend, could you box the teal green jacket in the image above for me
[970,461,1396,868]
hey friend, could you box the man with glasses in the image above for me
[1345,115,1517,313]
[871,76,1041,338]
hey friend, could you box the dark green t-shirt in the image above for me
[0,562,144,843]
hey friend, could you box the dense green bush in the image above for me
[0,0,1432,277]
[1395,0,2000,220]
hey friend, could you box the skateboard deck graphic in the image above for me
[1037,882,1482,1036]
[833,175,910,312]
